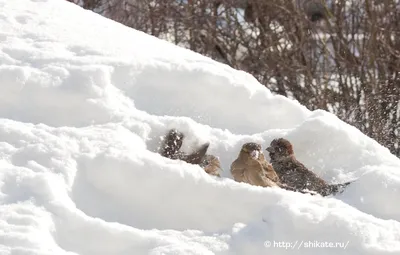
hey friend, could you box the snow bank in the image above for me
[0,0,400,254]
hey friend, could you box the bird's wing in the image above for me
[246,160,278,187]
[230,159,246,183]
[260,160,280,182]
[281,158,329,193]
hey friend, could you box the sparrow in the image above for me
[266,138,353,196]
[159,129,221,176]
[230,142,280,188]
[200,154,222,177]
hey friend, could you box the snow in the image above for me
[0,0,400,254]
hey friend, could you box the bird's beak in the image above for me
[250,150,259,159]
[266,147,274,153]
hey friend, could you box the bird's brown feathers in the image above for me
[231,142,280,188]
[266,138,352,196]
[159,129,221,177]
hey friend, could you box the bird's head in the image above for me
[241,142,262,160]
[266,138,294,161]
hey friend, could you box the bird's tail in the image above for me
[182,142,210,165]
[328,180,355,195]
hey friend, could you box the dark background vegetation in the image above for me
[67,0,400,156]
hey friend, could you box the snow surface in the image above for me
[1,0,400,254]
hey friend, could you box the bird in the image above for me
[200,154,222,177]
[230,142,280,188]
[159,129,221,176]
[230,142,314,194]
[266,138,353,196]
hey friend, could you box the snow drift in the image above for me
[0,0,400,254]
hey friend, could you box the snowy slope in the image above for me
[0,0,400,254]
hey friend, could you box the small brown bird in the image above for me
[200,154,222,177]
[266,138,352,196]
[230,142,280,188]
[159,129,221,176]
